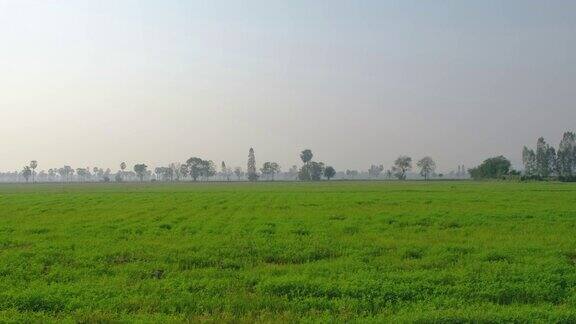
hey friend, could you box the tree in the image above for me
[522,146,537,177]
[345,169,359,179]
[186,157,204,181]
[368,164,384,178]
[392,156,412,180]
[300,149,313,164]
[324,166,336,180]
[133,164,148,182]
[288,165,298,180]
[120,162,127,181]
[30,160,38,183]
[22,166,32,182]
[76,168,90,182]
[221,161,232,181]
[247,148,258,181]
[299,161,325,181]
[416,157,436,180]
[179,164,189,180]
[536,137,555,178]
[557,131,576,178]
[468,156,512,180]
[200,160,216,180]
[234,167,244,181]
[261,162,281,180]
[59,166,74,182]
[385,169,393,179]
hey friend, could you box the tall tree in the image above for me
[557,131,576,178]
[392,156,412,180]
[324,166,336,180]
[30,160,38,183]
[234,167,243,181]
[300,149,313,164]
[416,157,436,180]
[522,146,537,177]
[133,164,148,182]
[221,161,232,181]
[22,166,32,182]
[536,137,555,178]
[247,148,258,181]
[120,162,127,181]
[368,164,384,178]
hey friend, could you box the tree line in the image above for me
[467,131,575,181]
[3,148,446,183]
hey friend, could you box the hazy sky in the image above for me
[1,0,575,172]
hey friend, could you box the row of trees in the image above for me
[6,149,444,183]
[522,132,576,180]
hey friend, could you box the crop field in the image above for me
[0,181,575,322]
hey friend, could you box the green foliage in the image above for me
[468,156,512,180]
[133,164,148,181]
[323,166,336,180]
[298,161,325,181]
[247,148,258,182]
[392,156,412,180]
[0,181,576,321]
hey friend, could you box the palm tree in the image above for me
[30,160,38,183]
[120,162,127,181]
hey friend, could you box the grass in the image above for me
[0,181,575,322]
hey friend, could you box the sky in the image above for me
[1,0,575,172]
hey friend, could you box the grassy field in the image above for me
[0,181,575,322]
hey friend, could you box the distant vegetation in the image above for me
[2,130,574,183]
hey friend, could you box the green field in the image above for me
[1,181,575,322]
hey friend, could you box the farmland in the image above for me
[0,181,575,322]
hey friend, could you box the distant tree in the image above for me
[22,166,32,182]
[392,156,412,180]
[59,166,74,182]
[468,156,512,180]
[48,168,56,181]
[221,161,232,181]
[345,169,359,179]
[179,164,189,180]
[186,157,204,181]
[261,162,281,180]
[385,169,393,179]
[368,164,384,178]
[536,137,555,178]
[234,167,244,181]
[120,162,127,181]
[522,146,537,177]
[169,163,181,181]
[288,165,298,180]
[30,160,38,183]
[557,131,576,178]
[133,164,148,182]
[200,160,216,180]
[247,148,258,181]
[324,166,336,180]
[300,149,313,164]
[76,168,90,182]
[299,161,324,181]
[416,157,436,180]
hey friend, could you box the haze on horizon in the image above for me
[1,0,575,173]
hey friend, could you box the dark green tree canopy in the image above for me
[468,156,511,180]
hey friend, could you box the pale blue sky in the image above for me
[1,0,575,172]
